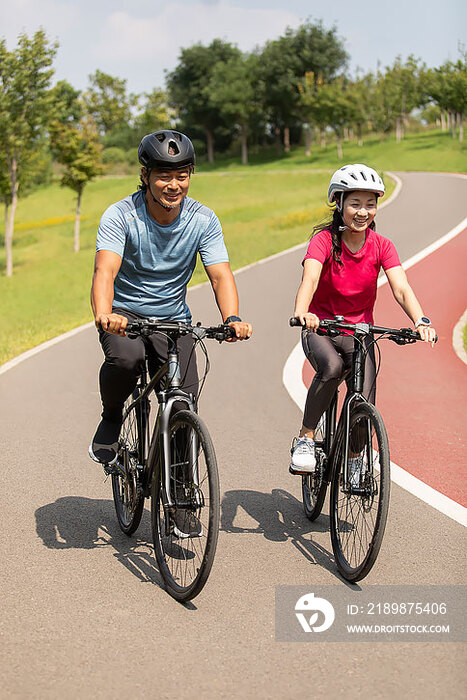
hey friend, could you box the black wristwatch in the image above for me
[224,315,242,324]
[414,316,431,328]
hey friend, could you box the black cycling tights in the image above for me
[98,309,198,423]
[301,330,376,431]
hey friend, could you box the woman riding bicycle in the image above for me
[290,163,437,474]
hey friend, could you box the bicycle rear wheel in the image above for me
[152,410,220,602]
[302,412,328,521]
[330,402,390,582]
[112,390,146,536]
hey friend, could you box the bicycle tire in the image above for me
[151,409,220,602]
[111,390,146,536]
[302,411,328,520]
[330,402,390,582]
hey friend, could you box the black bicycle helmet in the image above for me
[138,130,195,170]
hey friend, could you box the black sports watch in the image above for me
[414,316,431,328]
[224,315,242,324]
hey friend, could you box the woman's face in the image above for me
[341,190,378,233]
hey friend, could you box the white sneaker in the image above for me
[349,456,363,488]
[290,436,316,474]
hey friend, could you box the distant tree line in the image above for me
[0,25,466,275]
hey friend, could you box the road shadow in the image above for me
[221,488,358,585]
[35,495,166,591]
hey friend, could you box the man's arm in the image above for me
[91,250,128,335]
[205,262,252,340]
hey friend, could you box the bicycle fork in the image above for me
[339,328,373,493]
[158,392,198,509]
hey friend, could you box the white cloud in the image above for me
[93,2,301,65]
[0,0,79,45]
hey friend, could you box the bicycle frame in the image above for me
[321,324,374,492]
[121,333,198,509]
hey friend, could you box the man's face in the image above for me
[144,167,191,209]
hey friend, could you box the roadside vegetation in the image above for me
[1,24,465,363]
[2,126,466,364]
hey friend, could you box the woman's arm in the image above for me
[385,265,437,344]
[293,258,323,330]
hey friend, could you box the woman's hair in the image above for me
[311,196,376,266]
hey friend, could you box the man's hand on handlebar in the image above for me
[95,312,128,336]
[226,321,253,342]
[293,312,320,332]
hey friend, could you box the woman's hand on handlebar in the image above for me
[416,323,437,347]
[293,312,320,332]
[95,312,128,336]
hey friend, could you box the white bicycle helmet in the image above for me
[328,164,385,206]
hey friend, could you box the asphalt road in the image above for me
[1,172,466,699]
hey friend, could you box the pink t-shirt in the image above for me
[303,228,401,324]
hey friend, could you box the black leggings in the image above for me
[98,309,198,422]
[301,330,376,431]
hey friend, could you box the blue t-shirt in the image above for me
[96,191,229,321]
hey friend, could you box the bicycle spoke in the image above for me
[111,392,145,536]
[152,410,220,601]
[330,403,390,581]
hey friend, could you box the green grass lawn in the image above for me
[0,128,464,365]
[201,128,467,174]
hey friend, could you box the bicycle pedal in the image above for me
[289,464,316,476]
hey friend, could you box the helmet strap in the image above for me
[145,169,174,212]
[335,192,344,211]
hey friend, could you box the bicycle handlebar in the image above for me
[125,319,236,343]
[289,316,437,345]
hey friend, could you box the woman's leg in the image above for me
[301,330,346,436]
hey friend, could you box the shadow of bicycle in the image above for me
[221,488,355,584]
[35,495,164,588]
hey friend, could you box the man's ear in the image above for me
[141,167,148,185]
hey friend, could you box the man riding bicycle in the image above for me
[89,130,252,465]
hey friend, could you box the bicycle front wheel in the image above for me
[112,391,146,536]
[330,402,390,582]
[152,410,220,602]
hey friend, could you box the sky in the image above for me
[1,0,465,95]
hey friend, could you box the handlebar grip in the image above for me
[224,325,237,340]
[289,317,304,327]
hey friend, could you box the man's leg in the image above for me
[90,317,146,464]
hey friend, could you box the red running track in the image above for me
[302,227,467,507]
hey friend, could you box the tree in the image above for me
[427,57,466,142]
[84,70,134,135]
[0,30,57,276]
[134,88,173,136]
[51,107,102,253]
[209,51,260,165]
[166,39,239,163]
[298,72,357,158]
[378,56,426,142]
[298,72,327,155]
[258,20,348,154]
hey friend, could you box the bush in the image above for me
[102,147,126,164]
[126,147,139,166]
